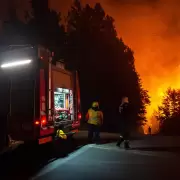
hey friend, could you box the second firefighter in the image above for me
[117,96,131,149]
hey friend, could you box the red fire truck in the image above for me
[0,45,81,146]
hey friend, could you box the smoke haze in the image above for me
[50,1,180,129]
[2,0,180,131]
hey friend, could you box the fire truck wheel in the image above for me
[68,133,74,139]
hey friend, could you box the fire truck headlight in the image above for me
[0,59,32,68]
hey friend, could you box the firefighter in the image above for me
[116,96,131,149]
[148,126,152,135]
[86,101,103,144]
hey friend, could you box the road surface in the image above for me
[1,132,180,180]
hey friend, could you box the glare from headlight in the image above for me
[1,59,32,68]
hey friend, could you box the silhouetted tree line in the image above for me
[155,88,180,135]
[0,0,150,133]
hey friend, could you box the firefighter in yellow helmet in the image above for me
[86,101,103,144]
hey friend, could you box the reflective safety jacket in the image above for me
[56,129,67,140]
[86,108,103,126]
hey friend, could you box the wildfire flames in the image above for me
[52,0,179,134]
[51,0,180,134]
[6,0,180,134]
[109,0,180,134]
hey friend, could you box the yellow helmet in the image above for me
[92,101,99,108]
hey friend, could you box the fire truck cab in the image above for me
[0,45,81,146]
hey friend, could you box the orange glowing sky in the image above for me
[50,0,180,131]
[1,0,180,131]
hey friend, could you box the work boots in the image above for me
[124,140,130,149]
[116,136,124,147]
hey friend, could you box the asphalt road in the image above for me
[1,132,180,180]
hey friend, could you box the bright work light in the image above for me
[1,59,32,68]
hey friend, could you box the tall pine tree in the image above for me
[27,0,65,61]
[66,0,150,132]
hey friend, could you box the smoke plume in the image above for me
[2,0,180,131]
[51,1,180,128]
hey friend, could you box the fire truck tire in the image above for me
[52,138,68,158]
[68,133,74,139]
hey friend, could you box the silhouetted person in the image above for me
[117,96,131,149]
[148,126,152,135]
[86,101,103,144]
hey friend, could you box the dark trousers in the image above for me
[121,128,130,140]
[117,129,130,147]
[117,117,130,146]
[88,124,100,143]
[120,116,130,140]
